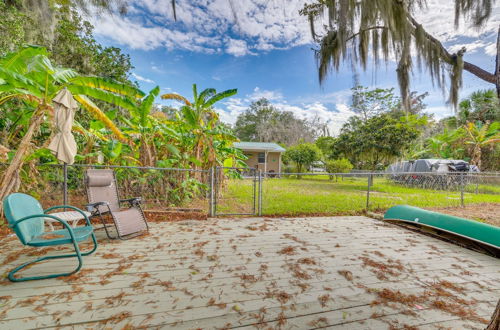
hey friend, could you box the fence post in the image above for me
[258,170,263,216]
[63,163,68,209]
[209,167,215,217]
[460,172,465,207]
[366,174,372,210]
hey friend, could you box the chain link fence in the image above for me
[0,164,211,213]
[220,171,499,221]
[1,164,499,222]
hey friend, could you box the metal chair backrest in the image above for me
[85,169,120,212]
[3,193,45,245]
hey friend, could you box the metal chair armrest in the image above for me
[9,214,74,235]
[85,201,109,213]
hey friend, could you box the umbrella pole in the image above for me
[63,162,68,209]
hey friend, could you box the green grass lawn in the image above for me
[216,175,500,216]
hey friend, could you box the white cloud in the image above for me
[131,72,155,83]
[249,87,283,101]
[216,87,355,135]
[89,0,499,58]
[226,38,253,57]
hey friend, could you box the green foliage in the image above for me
[325,158,353,176]
[284,143,322,174]
[457,89,500,125]
[315,136,336,158]
[336,114,420,170]
[233,98,318,146]
[351,86,399,121]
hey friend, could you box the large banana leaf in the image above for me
[27,55,55,75]
[181,106,197,127]
[67,85,137,112]
[192,84,198,102]
[0,67,45,93]
[197,88,216,107]
[52,68,79,83]
[70,76,145,99]
[0,45,47,72]
[205,89,237,108]
[139,86,160,126]
[74,94,126,141]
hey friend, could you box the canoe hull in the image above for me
[384,205,500,249]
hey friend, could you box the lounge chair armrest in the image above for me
[44,205,92,226]
[85,201,109,213]
[120,197,142,206]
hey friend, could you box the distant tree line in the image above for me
[233,98,328,146]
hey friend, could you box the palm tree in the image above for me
[161,84,237,170]
[463,121,500,169]
[0,45,143,208]
[425,129,464,159]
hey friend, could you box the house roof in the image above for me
[234,142,286,153]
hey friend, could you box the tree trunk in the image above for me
[486,299,500,330]
[0,109,45,217]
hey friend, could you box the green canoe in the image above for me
[384,205,500,249]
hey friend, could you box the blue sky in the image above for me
[91,0,500,134]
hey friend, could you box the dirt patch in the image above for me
[428,203,500,227]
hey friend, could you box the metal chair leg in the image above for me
[8,233,98,282]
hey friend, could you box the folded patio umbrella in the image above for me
[48,88,78,165]
[48,89,79,205]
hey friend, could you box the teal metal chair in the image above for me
[3,193,98,282]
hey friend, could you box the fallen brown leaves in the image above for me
[60,268,94,283]
[318,294,331,307]
[369,282,488,325]
[338,270,353,281]
[239,274,258,283]
[297,257,316,265]
[359,256,405,280]
[102,311,132,325]
[308,317,328,327]
[277,246,296,255]
[207,297,227,309]
[101,253,121,259]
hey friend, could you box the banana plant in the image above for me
[463,121,500,169]
[161,84,237,170]
[0,45,144,207]
[120,86,181,167]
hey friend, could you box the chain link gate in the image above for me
[211,166,261,217]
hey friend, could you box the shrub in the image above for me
[325,158,353,180]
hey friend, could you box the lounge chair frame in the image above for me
[84,169,149,240]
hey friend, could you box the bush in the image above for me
[325,158,353,180]
[284,143,322,176]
